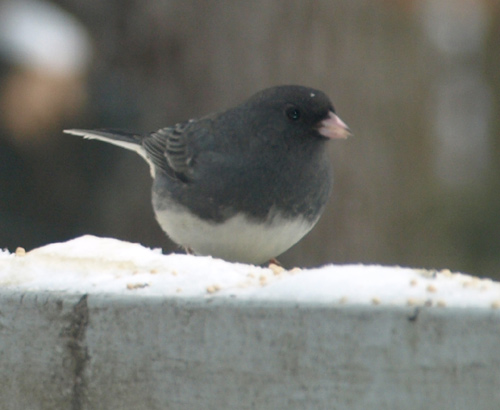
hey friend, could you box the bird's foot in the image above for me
[268,258,282,266]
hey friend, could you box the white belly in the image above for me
[154,206,317,264]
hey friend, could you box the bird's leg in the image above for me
[268,257,282,266]
[183,246,194,255]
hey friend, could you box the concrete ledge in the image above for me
[1,236,499,409]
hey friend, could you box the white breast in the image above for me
[154,205,317,264]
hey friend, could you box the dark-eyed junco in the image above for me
[65,85,350,264]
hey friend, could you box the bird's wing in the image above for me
[143,121,193,182]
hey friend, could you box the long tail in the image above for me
[64,128,143,150]
[64,128,155,176]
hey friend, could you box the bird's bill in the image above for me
[318,111,352,139]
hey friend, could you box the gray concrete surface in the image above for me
[1,291,499,410]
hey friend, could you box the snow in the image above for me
[0,235,499,309]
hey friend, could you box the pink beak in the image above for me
[318,111,352,139]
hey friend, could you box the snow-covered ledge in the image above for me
[0,236,499,409]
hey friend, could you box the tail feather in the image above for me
[64,128,155,176]
[64,128,142,146]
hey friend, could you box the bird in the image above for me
[65,85,351,264]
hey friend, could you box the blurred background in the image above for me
[0,0,499,279]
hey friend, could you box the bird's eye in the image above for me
[285,107,301,121]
